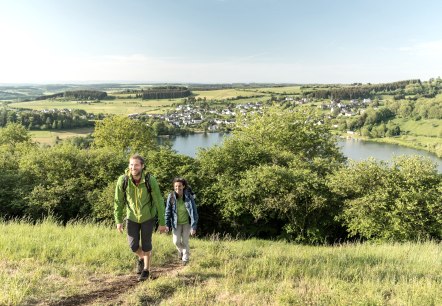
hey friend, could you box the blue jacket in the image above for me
[165,190,198,230]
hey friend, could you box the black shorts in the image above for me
[126,218,155,252]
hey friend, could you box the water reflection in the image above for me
[168,133,442,172]
[338,138,442,172]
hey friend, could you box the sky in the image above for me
[1,0,442,84]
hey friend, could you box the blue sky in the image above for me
[1,0,442,84]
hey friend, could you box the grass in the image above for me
[30,127,94,145]
[369,135,442,157]
[351,118,442,157]
[251,86,303,94]
[392,118,442,138]
[192,89,267,100]
[1,219,441,305]
[8,98,178,115]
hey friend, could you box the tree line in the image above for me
[64,90,108,100]
[135,86,192,100]
[0,108,94,130]
[31,90,109,101]
[302,79,427,100]
[0,108,440,243]
[118,86,192,99]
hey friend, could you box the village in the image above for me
[129,96,375,133]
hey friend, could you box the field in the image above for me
[7,87,276,116]
[251,85,303,94]
[8,98,178,115]
[192,86,304,99]
[30,127,94,145]
[360,118,442,157]
[192,88,269,100]
[370,134,442,157]
[1,219,441,305]
[392,118,442,137]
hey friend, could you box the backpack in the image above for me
[123,172,159,229]
[122,172,152,204]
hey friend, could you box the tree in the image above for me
[328,156,442,241]
[93,116,158,155]
[145,147,198,196]
[386,123,401,137]
[0,122,31,146]
[197,106,346,241]
[152,121,168,135]
[46,117,52,127]
[20,144,126,222]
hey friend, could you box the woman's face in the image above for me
[174,182,185,196]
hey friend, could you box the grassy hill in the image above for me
[1,219,440,305]
[29,127,94,146]
[7,98,177,115]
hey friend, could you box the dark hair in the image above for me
[172,177,187,188]
[129,154,145,165]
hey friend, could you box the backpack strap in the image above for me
[122,172,152,204]
[122,175,129,204]
[144,172,152,193]
[169,192,176,206]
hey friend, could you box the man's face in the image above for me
[129,158,143,178]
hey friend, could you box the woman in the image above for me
[165,177,198,264]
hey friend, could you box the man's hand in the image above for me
[116,223,124,234]
[190,229,196,236]
[158,225,167,233]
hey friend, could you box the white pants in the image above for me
[173,223,191,261]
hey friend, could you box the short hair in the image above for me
[129,154,145,165]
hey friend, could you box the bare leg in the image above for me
[134,248,152,271]
[144,250,152,271]
[135,247,144,260]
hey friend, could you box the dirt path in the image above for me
[45,261,184,306]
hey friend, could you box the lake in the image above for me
[169,133,442,172]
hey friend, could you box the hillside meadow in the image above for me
[6,87,278,116]
[251,85,303,94]
[1,219,441,305]
[7,98,177,115]
[391,118,442,138]
[29,127,94,146]
[192,88,268,100]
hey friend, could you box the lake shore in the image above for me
[339,133,442,158]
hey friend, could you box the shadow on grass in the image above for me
[45,275,138,306]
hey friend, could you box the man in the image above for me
[114,154,167,281]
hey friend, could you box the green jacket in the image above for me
[114,170,165,226]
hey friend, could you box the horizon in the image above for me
[1,0,442,84]
[0,77,432,88]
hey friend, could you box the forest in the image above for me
[1,107,440,243]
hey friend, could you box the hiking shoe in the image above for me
[138,269,149,281]
[182,260,188,266]
[136,259,144,274]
